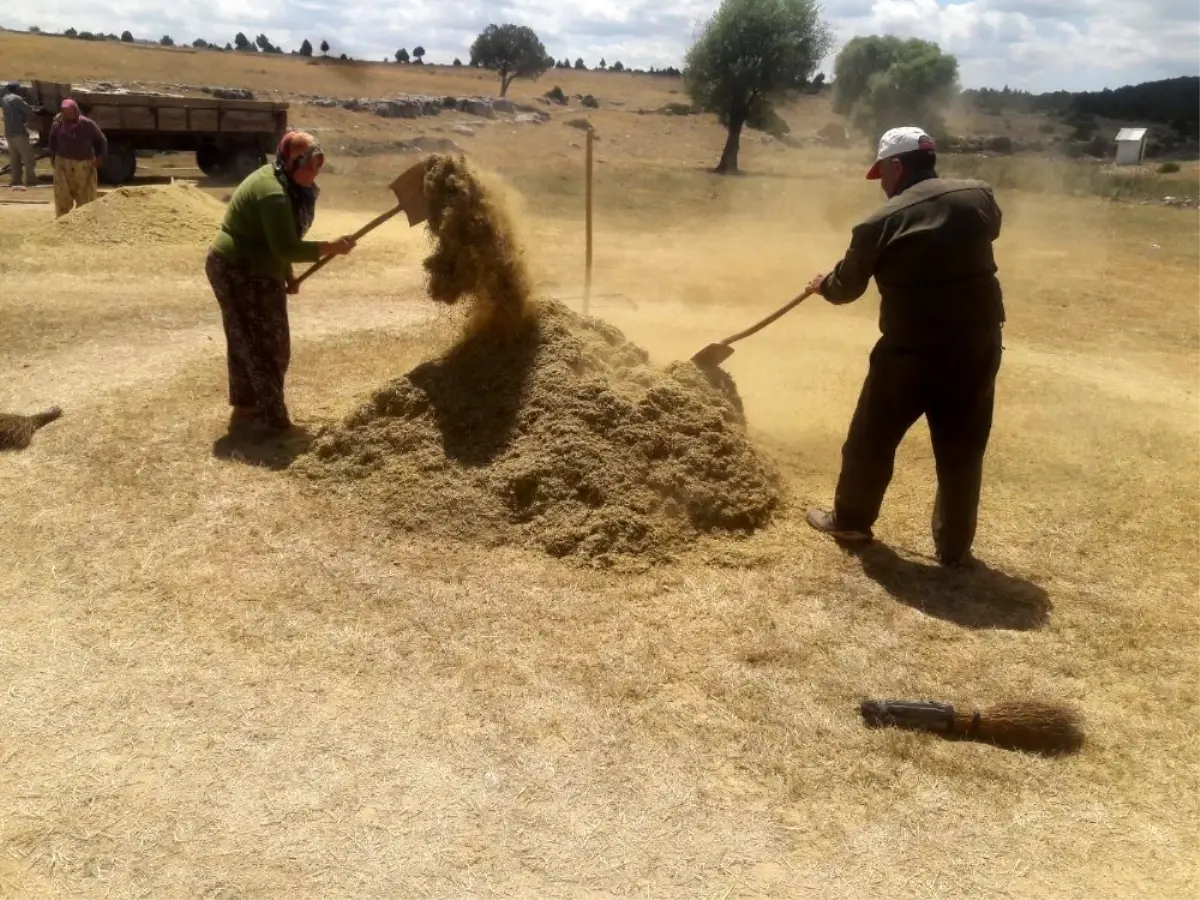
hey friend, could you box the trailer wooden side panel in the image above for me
[120,106,157,130]
[221,110,278,132]
[157,107,188,130]
[88,106,122,130]
[191,108,219,131]
[74,93,220,110]
[72,93,284,113]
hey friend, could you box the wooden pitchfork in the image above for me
[293,160,430,287]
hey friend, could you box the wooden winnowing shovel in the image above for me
[690,287,815,368]
[293,160,430,287]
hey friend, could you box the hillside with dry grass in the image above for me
[1,27,1198,900]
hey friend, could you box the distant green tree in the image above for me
[413,45,425,63]
[684,0,833,173]
[160,35,174,46]
[320,39,330,55]
[574,58,586,70]
[120,30,134,42]
[469,23,553,97]
[452,57,463,66]
[299,38,313,57]
[255,33,280,53]
[612,60,624,72]
[64,26,78,37]
[832,35,959,141]
[395,47,409,63]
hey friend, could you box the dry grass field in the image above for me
[2,29,1199,899]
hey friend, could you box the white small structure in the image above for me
[1114,127,1149,166]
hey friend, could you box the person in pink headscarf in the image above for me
[48,98,108,217]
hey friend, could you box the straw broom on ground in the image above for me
[860,698,1086,756]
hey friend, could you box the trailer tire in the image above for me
[232,147,267,181]
[196,145,227,177]
[98,143,137,185]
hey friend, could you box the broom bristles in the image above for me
[861,698,1085,756]
[959,701,1085,755]
[31,406,63,429]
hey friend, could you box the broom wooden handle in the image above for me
[293,203,405,286]
[716,287,815,347]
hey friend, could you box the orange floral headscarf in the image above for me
[277,130,323,172]
[273,129,322,237]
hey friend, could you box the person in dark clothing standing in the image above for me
[1,82,39,189]
[805,126,1005,568]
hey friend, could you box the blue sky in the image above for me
[4,0,1198,92]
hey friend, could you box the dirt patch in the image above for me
[39,183,226,245]
[295,299,781,567]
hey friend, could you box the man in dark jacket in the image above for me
[805,126,1005,568]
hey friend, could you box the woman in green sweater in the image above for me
[205,130,356,436]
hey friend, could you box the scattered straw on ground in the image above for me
[295,299,781,566]
[39,183,226,245]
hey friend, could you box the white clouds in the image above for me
[2,0,1197,90]
[840,0,1199,89]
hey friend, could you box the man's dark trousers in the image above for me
[833,329,1003,564]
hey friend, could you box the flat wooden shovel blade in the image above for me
[388,162,430,226]
[691,342,735,368]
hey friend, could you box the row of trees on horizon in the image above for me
[26,20,1191,104]
[18,12,1198,172]
[22,24,682,77]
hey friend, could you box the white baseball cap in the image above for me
[866,126,936,179]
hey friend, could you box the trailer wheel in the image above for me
[232,147,267,181]
[196,145,227,177]
[98,143,137,185]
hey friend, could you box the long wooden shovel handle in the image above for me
[716,287,815,347]
[293,203,405,287]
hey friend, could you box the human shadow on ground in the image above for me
[848,542,1051,631]
[405,313,540,467]
[211,427,314,471]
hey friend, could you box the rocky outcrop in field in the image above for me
[302,93,550,123]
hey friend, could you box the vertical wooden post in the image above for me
[584,127,594,316]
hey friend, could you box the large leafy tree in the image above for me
[833,36,959,141]
[684,0,832,173]
[469,24,554,97]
